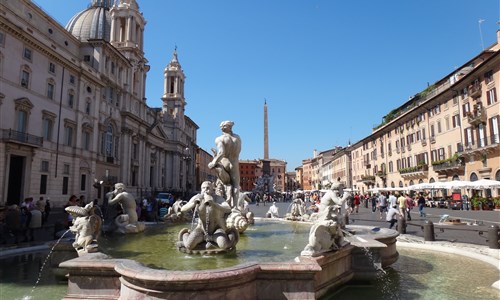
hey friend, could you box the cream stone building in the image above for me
[350,33,500,195]
[300,32,500,197]
[0,0,198,207]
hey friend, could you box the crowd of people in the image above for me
[0,196,51,244]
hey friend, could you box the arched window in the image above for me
[391,181,395,188]
[452,175,460,181]
[496,170,500,181]
[418,179,424,184]
[399,181,403,187]
[388,161,393,173]
[470,173,478,182]
[429,178,435,183]
[409,180,414,186]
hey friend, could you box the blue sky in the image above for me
[34,0,499,170]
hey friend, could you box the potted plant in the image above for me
[494,197,500,210]
[470,197,483,210]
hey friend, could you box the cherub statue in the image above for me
[65,202,102,254]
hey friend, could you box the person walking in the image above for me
[405,193,414,221]
[386,205,402,229]
[417,193,426,217]
[397,192,406,220]
[371,195,378,213]
[43,198,51,223]
[353,194,360,213]
[378,193,388,220]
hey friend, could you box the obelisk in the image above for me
[262,99,270,176]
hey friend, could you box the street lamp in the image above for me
[181,147,192,198]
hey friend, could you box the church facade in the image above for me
[0,0,198,207]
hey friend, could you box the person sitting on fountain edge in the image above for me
[267,202,279,218]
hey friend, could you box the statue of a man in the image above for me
[108,183,145,233]
[179,181,237,251]
[208,121,241,208]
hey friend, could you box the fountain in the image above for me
[48,121,403,299]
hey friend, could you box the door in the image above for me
[7,155,25,205]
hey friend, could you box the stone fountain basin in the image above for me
[59,220,399,300]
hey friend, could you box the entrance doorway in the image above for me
[7,155,25,205]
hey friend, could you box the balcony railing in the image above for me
[466,106,486,126]
[361,175,375,184]
[376,171,387,178]
[462,134,499,152]
[421,139,427,146]
[399,164,429,177]
[468,83,481,98]
[432,159,465,172]
[1,129,43,147]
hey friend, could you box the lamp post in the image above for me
[181,147,191,198]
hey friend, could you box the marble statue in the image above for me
[285,191,309,221]
[318,181,351,215]
[177,181,239,253]
[65,202,102,254]
[301,204,348,256]
[208,121,241,208]
[301,181,351,256]
[108,183,145,234]
[227,192,254,233]
[162,198,190,223]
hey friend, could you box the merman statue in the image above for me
[177,181,239,254]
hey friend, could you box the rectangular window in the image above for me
[462,102,470,115]
[464,127,474,146]
[62,177,69,195]
[47,83,54,99]
[83,131,90,150]
[21,70,30,87]
[23,47,32,60]
[445,117,450,131]
[490,116,499,144]
[0,31,4,47]
[16,110,27,133]
[430,124,435,137]
[63,164,70,175]
[41,160,49,172]
[487,88,497,105]
[84,55,91,62]
[40,174,48,194]
[80,174,86,191]
[437,121,442,133]
[69,74,75,84]
[49,62,56,74]
[42,118,53,141]
[64,126,74,146]
[452,114,460,128]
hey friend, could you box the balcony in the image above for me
[376,171,387,179]
[407,144,412,152]
[399,164,428,178]
[430,136,436,144]
[432,157,465,175]
[395,147,400,154]
[460,134,499,157]
[361,175,375,184]
[466,106,486,126]
[468,82,481,98]
[421,139,427,146]
[1,129,43,147]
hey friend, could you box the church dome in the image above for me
[65,0,112,41]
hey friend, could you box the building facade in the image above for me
[308,32,500,197]
[0,0,198,207]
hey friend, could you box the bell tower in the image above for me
[109,0,149,101]
[162,48,186,122]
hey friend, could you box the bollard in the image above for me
[398,218,406,234]
[487,225,500,249]
[424,220,435,241]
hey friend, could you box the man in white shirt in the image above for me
[267,202,279,218]
[386,205,402,229]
